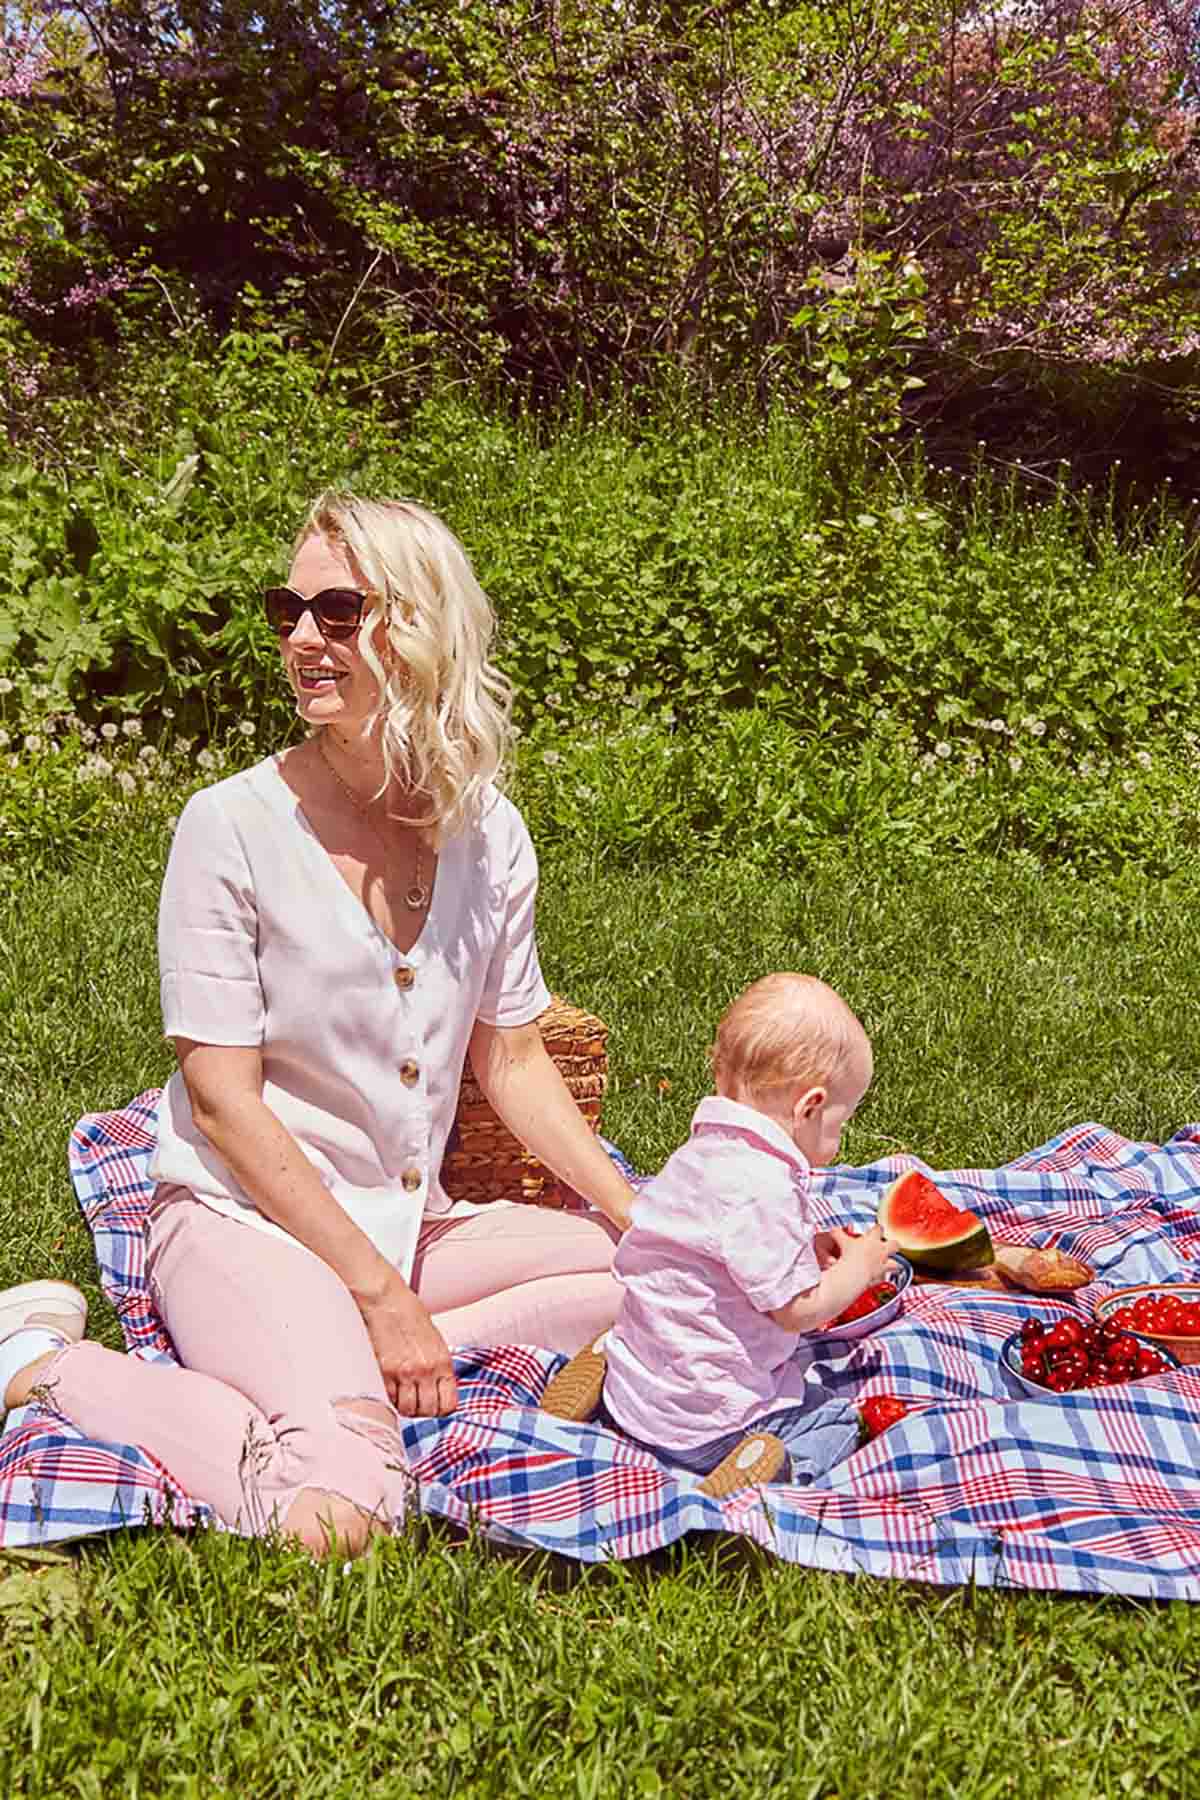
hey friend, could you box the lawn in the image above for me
[1,822,1199,1796]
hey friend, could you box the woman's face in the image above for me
[281,533,384,736]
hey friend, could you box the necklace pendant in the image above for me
[404,882,430,912]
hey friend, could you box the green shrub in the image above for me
[514,709,1200,881]
[3,362,1197,775]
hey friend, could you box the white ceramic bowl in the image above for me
[1000,1327,1179,1399]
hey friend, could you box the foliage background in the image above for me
[4,0,1200,487]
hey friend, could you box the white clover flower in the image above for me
[122,718,143,739]
[162,707,175,720]
[116,770,137,795]
[910,770,922,785]
[81,726,97,745]
[1134,750,1152,771]
[100,722,118,741]
[197,748,217,771]
[542,750,562,766]
[177,737,193,755]
[23,733,43,754]
[139,745,158,764]
[237,720,255,738]
[1029,719,1046,738]
[1008,754,1024,774]
[89,755,112,778]
[934,741,952,759]
[920,752,936,771]
[0,678,13,695]
[1121,778,1136,796]
[988,718,1006,733]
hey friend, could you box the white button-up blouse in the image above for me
[149,756,552,1278]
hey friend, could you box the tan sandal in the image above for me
[540,1335,608,1422]
[697,1430,788,1499]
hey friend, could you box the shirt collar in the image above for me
[690,1094,810,1177]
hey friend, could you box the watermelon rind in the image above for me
[878,1168,993,1273]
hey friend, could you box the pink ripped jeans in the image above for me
[41,1192,620,1550]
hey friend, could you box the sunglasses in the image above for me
[263,585,367,641]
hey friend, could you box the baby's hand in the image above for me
[813,1228,847,1270]
[843,1224,895,1287]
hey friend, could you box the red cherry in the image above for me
[1020,1318,1047,1345]
[1044,1321,1083,1351]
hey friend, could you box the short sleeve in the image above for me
[474,799,552,1028]
[712,1169,822,1314]
[158,787,266,1046]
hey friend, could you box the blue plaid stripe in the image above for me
[0,1095,1197,1596]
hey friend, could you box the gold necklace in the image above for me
[318,734,430,911]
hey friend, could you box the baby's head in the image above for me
[711,973,873,1167]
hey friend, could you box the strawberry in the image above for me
[859,1394,911,1440]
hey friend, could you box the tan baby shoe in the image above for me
[540,1335,608,1422]
[697,1430,788,1499]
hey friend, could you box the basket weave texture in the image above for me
[440,995,609,1208]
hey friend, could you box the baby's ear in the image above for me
[794,1083,827,1122]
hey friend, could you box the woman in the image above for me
[0,494,634,1555]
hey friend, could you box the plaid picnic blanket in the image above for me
[3,1091,1200,1598]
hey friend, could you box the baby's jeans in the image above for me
[599,1396,860,1486]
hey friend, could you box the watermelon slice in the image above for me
[878,1168,993,1273]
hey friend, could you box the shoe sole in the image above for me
[697,1430,788,1499]
[540,1336,608,1421]
[0,1281,88,1344]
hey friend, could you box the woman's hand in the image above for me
[357,1274,458,1417]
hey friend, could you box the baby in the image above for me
[542,973,894,1496]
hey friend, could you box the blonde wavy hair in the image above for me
[295,492,513,837]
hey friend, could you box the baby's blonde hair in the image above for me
[296,492,512,837]
[711,973,868,1104]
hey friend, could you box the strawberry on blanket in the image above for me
[858,1394,913,1441]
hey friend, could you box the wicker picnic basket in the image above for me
[440,995,609,1208]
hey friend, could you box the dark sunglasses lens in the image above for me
[313,589,364,638]
[264,588,303,634]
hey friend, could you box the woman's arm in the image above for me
[468,1019,636,1231]
[176,1039,457,1416]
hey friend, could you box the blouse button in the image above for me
[401,1166,423,1192]
[393,964,415,992]
[399,1059,420,1086]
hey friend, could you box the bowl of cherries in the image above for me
[1093,1285,1200,1367]
[1002,1314,1179,1397]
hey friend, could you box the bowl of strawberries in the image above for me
[1002,1313,1179,1398]
[812,1258,913,1344]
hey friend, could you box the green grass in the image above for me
[2,819,1200,1795]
